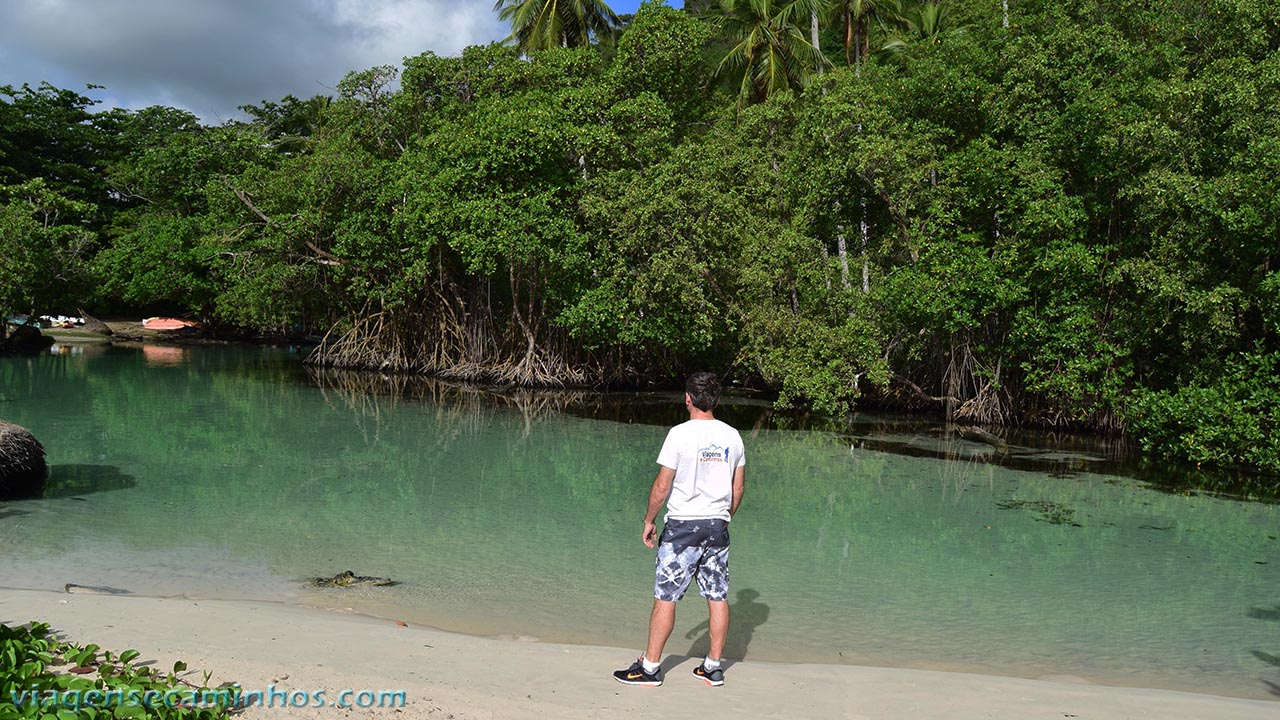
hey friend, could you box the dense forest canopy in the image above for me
[1,0,1278,473]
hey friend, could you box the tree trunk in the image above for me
[811,10,824,75]
[78,308,112,336]
[508,264,537,373]
[860,195,870,293]
[834,200,852,290]
[844,8,853,66]
[837,230,852,291]
[856,19,868,75]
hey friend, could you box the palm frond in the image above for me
[494,0,621,53]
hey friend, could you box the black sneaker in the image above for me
[613,658,662,687]
[692,662,724,686]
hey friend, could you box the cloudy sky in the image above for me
[0,0,665,122]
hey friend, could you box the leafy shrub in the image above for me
[0,622,232,719]
[1126,350,1280,474]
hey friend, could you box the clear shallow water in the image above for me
[1,345,1278,699]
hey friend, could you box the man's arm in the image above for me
[643,466,675,548]
[729,464,745,518]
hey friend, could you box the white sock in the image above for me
[641,656,661,674]
[703,656,721,670]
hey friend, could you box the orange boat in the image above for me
[142,317,201,331]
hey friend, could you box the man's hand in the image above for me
[643,520,658,548]
[642,467,674,548]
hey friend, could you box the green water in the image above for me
[1,345,1278,700]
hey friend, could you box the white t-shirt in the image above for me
[656,418,746,522]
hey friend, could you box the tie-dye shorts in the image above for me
[654,518,730,602]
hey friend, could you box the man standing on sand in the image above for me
[614,372,746,688]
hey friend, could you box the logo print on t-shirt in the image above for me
[698,444,730,463]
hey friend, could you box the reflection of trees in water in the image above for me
[306,370,871,450]
[305,366,594,441]
[843,416,1280,502]
[298,365,1268,502]
[42,464,135,498]
[2,353,110,466]
[1,351,79,391]
[11,346,1269,501]
[683,588,770,662]
[848,424,1106,480]
[12,346,1276,550]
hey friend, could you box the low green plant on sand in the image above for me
[0,622,234,719]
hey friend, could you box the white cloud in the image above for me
[0,0,507,120]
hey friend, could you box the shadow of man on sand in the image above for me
[1248,604,1280,697]
[684,588,770,667]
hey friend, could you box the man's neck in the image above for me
[683,392,716,421]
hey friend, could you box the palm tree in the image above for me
[717,0,833,107]
[877,0,968,55]
[831,0,879,68]
[493,0,621,54]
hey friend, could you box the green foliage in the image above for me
[876,0,973,58]
[1127,349,1280,473]
[1261,271,1280,338]
[494,0,622,53]
[717,0,832,106]
[94,213,212,311]
[0,180,96,324]
[573,141,745,359]
[0,83,117,214]
[0,83,113,323]
[91,122,279,316]
[609,1,714,123]
[397,62,587,277]
[3,0,1280,470]
[0,622,232,719]
[237,94,330,155]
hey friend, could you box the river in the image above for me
[1,343,1277,700]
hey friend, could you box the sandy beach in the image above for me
[1,588,1274,719]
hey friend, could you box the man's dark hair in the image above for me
[686,372,721,411]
